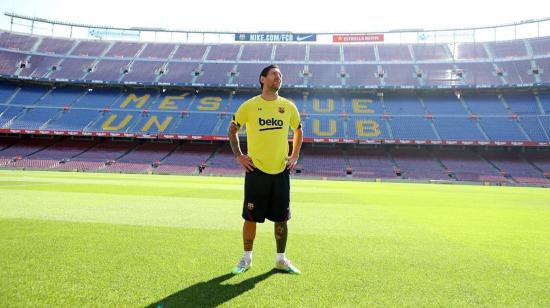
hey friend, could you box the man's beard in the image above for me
[269,83,281,91]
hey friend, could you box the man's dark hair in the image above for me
[259,64,279,89]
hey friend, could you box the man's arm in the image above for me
[286,127,303,170]
[228,122,255,172]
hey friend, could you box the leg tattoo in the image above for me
[244,239,254,251]
[274,222,288,253]
[243,220,256,251]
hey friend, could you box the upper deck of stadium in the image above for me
[1,13,550,89]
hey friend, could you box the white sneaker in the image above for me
[275,258,301,274]
[231,257,251,274]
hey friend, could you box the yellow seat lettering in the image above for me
[159,93,189,110]
[313,118,337,136]
[352,99,375,114]
[356,120,381,137]
[313,98,334,113]
[142,115,173,132]
[101,114,133,131]
[119,94,150,109]
[197,97,222,111]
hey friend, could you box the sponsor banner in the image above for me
[418,31,474,42]
[139,134,157,138]
[89,28,139,40]
[2,128,549,147]
[235,33,317,42]
[332,34,384,43]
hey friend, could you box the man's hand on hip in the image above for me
[236,154,255,172]
[286,155,299,170]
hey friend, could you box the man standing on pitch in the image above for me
[228,64,303,275]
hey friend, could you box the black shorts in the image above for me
[242,168,291,223]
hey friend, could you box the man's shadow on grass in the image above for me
[147,269,278,308]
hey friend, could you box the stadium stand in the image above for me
[50,58,95,80]
[417,63,459,87]
[154,142,217,175]
[105,42,143,58]
[274,44,306,61]
[85,59,132,82]
[412,44,451,61]
[101,141,176,173]
[390,148,449,180]
[139,43,177,59]
[36,37,75,55]
[172,44,207,60]
[300,145,347,177]
[1,30,549,90]
[344,64,380,87]
[432,148,509,183]
[240,44,273,61]
[377,44,412,61]
[342,45,376,62]
[309,45,341,62]
[233,63,268,87]
[346,147,397,179]
[0,29,549,185]
[19,55,60,78]
[0,31,37,50]
[206,44,241,61]
[307,64,343,87]
[201,144,244,176]
[54,139,139,172]
[70,40,109,56]
[481,150,550,185]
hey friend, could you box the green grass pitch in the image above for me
[1,170,549,307]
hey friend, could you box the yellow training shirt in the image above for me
[232,95,301,174]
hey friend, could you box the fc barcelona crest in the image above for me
[278,107,285,113]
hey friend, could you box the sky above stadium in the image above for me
[1,0,549,33]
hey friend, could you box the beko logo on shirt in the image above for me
[258,117,283,131]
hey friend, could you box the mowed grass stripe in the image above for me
[0,170,549,306]
[1,218,548,307]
